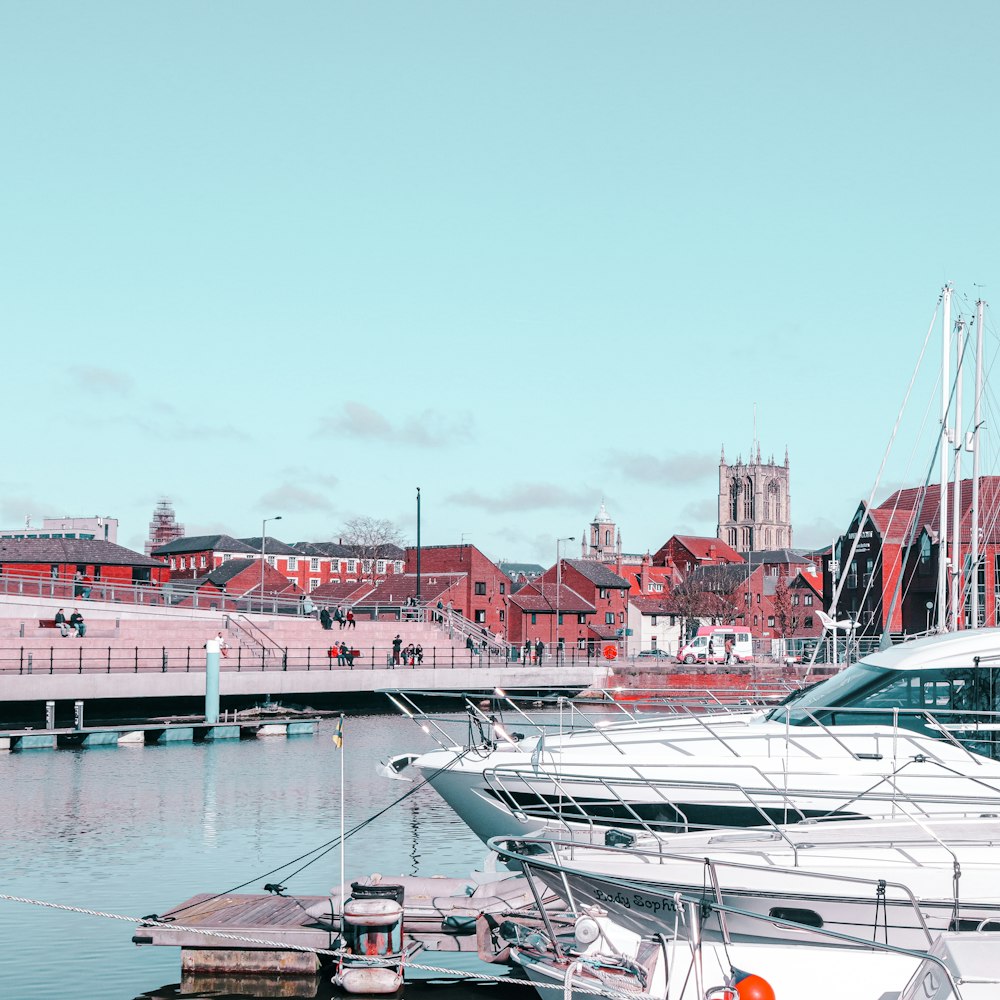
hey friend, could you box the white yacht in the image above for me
[494,814,1000,951]
[403,630,1000,843]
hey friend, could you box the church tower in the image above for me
[583,501,621,561]
[717,445,792,553]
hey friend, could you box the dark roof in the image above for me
[510,583,595,614]
[151,534,259,556]
[746,549,815,568]
[686,565,750,592]
[629,596,680,615]
[293,541,355,558]
[194,558,258,587]
[239,536,302,556]
[0,537,164,567]
[499,562,545,576]
[563,560,631,588]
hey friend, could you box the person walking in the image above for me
[535,639,544,664]
[724,636,734,665]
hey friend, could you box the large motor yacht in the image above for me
[403,629,1000,844]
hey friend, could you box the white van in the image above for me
[676,627,753,665]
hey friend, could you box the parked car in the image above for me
[636,648,672,659]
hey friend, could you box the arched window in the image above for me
[604,530,611,546]
[768,480,781,522]
[742,526,753,550]
[727,527,737,548]
[742,478,754,520]
[729,478,740,520]
[764,528,772,548]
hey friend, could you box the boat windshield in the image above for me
[766,662,890,724]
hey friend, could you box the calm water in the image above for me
[0,713,532,1000]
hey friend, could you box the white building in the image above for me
[0,515,118,543]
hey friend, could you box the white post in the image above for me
[971,299,985,627]
[937,285,952,632]
[339,714,346,933]
[951,319,965,630]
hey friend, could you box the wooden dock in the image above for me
[134,890,482,975]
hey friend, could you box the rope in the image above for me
[0,892,653,999]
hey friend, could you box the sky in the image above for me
[2,2,999,563]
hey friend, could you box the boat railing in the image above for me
[499,831,940,948]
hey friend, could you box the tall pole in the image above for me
[971,299,986,628]
[937,285,952,632]
[261,515,282,615]
[415,488,422,604]
[951,319,965,630]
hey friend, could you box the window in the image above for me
[200,555,207,568]
[741,526,753,550]
[266,556,275,567]
[474,582,487,596]
[727,527,737,548]
[347,559,356,573]
[756,593,761,604]
[557,613,564,625]
[531,613,537,625]
[804,595,813,606]
[500,583,506,595]
[309,579,320,591]
[331,578,341,584]
[577,614,586,624]
[619,612,626,623]
[804,616,814,628]
[651,615,658,626]
[474,610,486,623]
[753,615,758,627]
[846,563,858,589]
[605,530,611,546]
[651,636,658,649]
[310,558,320,571]
[287,557,298,571]
[729,478,740,520]
[223,553,231,562]
[180,557,187,570]
[599,588,608,599]
[362,559,373,573]
[742,477,754,519]
[499,609,505,622]
[170,557,176,570]
[605,612,615,625]
[768,616,775,628]
[862,559,874,588]
[376,560,386,573]
[793,595,800,606]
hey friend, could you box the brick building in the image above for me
[404,544,511,634]
[0,538,169,589]
[181,558,303,610]
[652,535,743,578]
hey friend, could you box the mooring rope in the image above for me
[0,892,657,1000]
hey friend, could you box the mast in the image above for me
[937,285,952,631]
[950,318,965,630]
[971,299,985,628]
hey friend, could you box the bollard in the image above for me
[19,623,24,638]
[45,701,55,731]
[74,700,85,731]
[205,638,220,724]
[27,652,32,674]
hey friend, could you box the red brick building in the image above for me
[508,559,631,653]
[152,535,260,578]
[404,544,511,634]
[653,535,743,578]
[181,558,303,610]
[0,538,169,591]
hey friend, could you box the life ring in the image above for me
[603,645,618,660]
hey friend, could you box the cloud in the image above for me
[320,401,474,448]
[448,483,594,514]
[681,498,719,522]
[0,494,57,524]
[257,485,334,513]
[608,451,717,485]
[794,516,844,549]
[70,367,135,396]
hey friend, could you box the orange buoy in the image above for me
[722,972,776,1000]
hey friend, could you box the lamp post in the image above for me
[261,515,282,614]
[554,536,575,660]
[415,487,422,606]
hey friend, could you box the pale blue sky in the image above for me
[2,2,997,561]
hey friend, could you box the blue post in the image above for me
[205,638,220,724]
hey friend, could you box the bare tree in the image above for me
[771,576,795,638]
[671,565,747,640]
[339,517,406,580]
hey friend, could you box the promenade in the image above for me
[0,594,607,706]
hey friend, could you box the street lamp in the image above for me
[554,536,575,660]
[261,515,282,614]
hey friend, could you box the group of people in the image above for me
[319,606,355,630]
[522,638,546,664]
[54,608,85,637]
[327,642,356,666]
[391,634,423,665]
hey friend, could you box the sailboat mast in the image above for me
[937,285,952,632]
[971,299,985,628]
[950,318,965,630]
